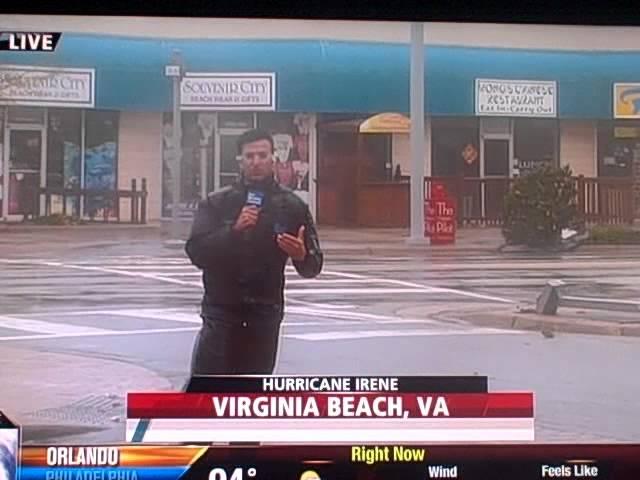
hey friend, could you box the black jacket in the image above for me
[185,177,323,310]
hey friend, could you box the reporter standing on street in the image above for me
[185,129,323,376]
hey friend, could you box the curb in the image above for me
[324,248,503,256]
[158,241,504,256]
[446,310,640,337]
[0,224,161,234]
[497,239,586,254]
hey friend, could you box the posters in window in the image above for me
[61,141,81,215]
[0,109,3,206]
[84,141,116,216]
[274,133,295,188]
[262,113,311,204]
[63,142,81,189]
[84,142,116,189]
[84,112,118,218]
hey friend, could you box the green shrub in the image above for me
[589,225,640,244]
[502,164,579,247]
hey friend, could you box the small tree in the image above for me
[502,164,579,247]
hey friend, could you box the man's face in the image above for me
[241,139,274,182]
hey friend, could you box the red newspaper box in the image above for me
[425,182,456,245]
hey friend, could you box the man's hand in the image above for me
[232,206,260,233]
[277,226,307,261]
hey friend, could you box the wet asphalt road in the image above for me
[1,242,640,443]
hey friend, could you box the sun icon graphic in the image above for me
[299,470,321,480]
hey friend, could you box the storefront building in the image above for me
[2,32,640,225]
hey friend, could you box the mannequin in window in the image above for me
[292,134,310,191]
[273,133,296,189]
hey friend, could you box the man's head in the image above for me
[237,129,275,183]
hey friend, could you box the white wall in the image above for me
[4,15,640,50]
[392,119,431,177]
[560,120,596,177]
[117,112,164,221]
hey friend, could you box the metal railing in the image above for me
[33,178,148,224]
[425,175,635,227]
[537,280,640,315]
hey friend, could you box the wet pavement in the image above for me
[1,226,640,443]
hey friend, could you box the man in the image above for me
[185,128,323,376]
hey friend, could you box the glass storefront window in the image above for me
[220,133,242,187]
[513,118,558,173]
[160,112,313,214]
[258,112,312,203]
[598,121,638,177]
[47,108,82,189]
[0,107,4,214]
[7,129,41,216]
[361,134,392,182]
[483,138,510,177]
[431,118,480,177]
[161,112,215,217]
[84,110,119,216]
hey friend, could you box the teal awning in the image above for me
[2,33,639,118]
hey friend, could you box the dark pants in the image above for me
[188,303,284,377]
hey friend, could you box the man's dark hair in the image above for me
[237,129,274,154]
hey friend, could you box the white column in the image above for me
[40,109,48,217]
[170,59,183,239]
[80,109,86,217]
[309,113,318,220]
[1,108,7,220]
[409,22,426,240]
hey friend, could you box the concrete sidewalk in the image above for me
[3,222,640,258]
[0,346,171,428]
[1,223,507,256]
[317,226,504,253]
[405,303,640,338]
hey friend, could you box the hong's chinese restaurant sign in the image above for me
[475,79,556,118]
[0,65,95,108]
[181,73,276,111]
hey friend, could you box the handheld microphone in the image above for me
[246,190,264,208]
[243,190,264,241]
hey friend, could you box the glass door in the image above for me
[215,129,253,190]
[483,138,511,177]
[3,128,44,219]
[218,132,243,188]
[213,114,256,191]
[481,136,512,221]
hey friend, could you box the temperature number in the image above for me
[209,467,257,480]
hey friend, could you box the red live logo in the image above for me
[2,32,60,51]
